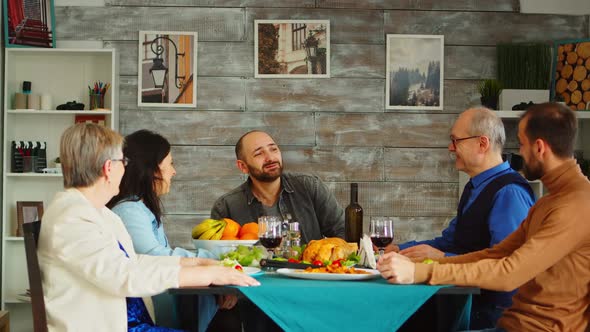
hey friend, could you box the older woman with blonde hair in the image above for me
[38,123,259,332]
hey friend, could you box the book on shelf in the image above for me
[16,289,31,302]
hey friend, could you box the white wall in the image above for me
[520,0,590,15]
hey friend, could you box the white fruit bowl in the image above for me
[193,239,258,258]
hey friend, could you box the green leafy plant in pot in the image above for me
[478,79,503,110]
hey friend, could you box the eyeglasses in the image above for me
[450,135,481,150]
[111,157,129,167]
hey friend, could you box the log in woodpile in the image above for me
[556,78,568,94]
[568,80,578,92]
[554,41,590,110]
[571,90,582,104]
[573,66,587,82]
[561,64,573,79]
[567,52,578,64]
[562,92,571,104]
[576,42,590,59]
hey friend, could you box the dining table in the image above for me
[171,269,479,332]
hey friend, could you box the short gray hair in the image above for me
[468,107,505,152]
[60,123,124,188]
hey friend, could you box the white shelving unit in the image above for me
[495,110,590,119]
[458,109,590,199]
[1,48,118,332]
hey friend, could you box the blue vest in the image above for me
[452,172,534,317]
[452,172,533,255]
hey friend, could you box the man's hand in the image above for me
[376,252,415,284]
[373,243,399,253]
[399,244,444,260]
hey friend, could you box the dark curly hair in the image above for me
[107,130,171,225]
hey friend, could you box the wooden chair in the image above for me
[0,310,9,332]
[23,221,48,332]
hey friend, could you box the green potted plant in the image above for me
[478,79,503,110]
[54,157,61,169]
[496,43,552,110]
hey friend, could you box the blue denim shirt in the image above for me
[211,172,345,244]
[112,200,197,257]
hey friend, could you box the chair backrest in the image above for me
[23,221,48,332]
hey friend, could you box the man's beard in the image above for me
[248,161,283,182]
[522,159,544,181]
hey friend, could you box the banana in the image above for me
[210,227,224,240]
[192,219,221,239]
[199,224,223,240]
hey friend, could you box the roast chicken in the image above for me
[302,237,358,262]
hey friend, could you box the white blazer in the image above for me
[38,189,181,332]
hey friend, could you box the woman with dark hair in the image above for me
[108,130,237,332]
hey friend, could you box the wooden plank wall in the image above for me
[55,1,589,249]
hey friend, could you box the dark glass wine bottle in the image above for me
[345,183,363,244]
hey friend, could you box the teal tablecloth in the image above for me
[238,273,450,332]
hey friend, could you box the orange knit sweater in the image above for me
[415,160,590,331]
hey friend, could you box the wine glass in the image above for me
[370,217,394,257]
[258,216,283,259]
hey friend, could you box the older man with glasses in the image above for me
[386,107,535,329]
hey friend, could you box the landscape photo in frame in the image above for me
[386,34,444,110]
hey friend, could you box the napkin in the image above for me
[358,234,377,269]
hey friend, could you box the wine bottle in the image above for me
[345,183,363,244]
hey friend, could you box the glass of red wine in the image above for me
[370,217,394,257]
[258,216,283,259]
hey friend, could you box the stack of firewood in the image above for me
[555,42,590,111]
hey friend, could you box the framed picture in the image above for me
[551,38,590,111]
[16,201,43,237]
[255,20,330,78]
[386,34,444,110]
[3,0,55,48]
[138,31,197,108]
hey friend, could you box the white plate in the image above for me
[193,239,258,258]
[276,268,380,281]
[243,267,263,277]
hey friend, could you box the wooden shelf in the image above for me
[4,294,31,304]
[7,109,111,115]
[496,110,590,119]
[5,173,62,177]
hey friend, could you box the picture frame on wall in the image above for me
[551,38,590,111]
[386,34,444,110]
[3,0,56,48]
[138,31,197,108]
[16,201,43,237]
[255,20,330,78]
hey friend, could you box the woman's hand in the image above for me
[180,257,219,267]
[179,266,260,288]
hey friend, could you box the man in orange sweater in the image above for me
[377,102,590,331]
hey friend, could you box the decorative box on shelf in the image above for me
[499,89,549,111]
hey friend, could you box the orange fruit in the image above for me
[221,218,240,238]
[221,234,239,240]
[240,232,258,240]
[238,222,258,238]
